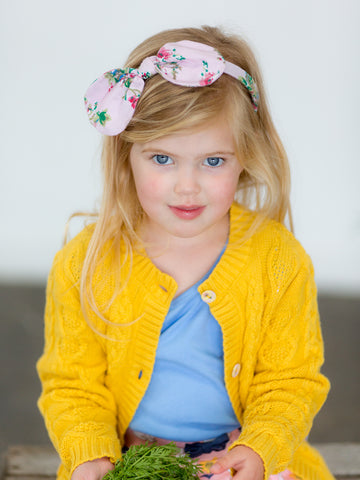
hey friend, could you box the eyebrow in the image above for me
[141,147,236,157]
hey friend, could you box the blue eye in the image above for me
[204,157,224,167]
[153,154,173,165]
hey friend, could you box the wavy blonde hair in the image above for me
[77,25,292,329]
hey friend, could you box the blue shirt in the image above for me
[129,248,240,441]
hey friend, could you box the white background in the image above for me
[0,0,359,294]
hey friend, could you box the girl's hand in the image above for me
[210,445,264,480]
[71,457,114,480]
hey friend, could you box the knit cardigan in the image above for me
[37,203,334,480]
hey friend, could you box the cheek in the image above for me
[210,174,240,201]
[147,177,164,192]
[135,174,165,204]
[142,175,164,197]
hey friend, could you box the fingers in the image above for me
[210,445,264,480]
[210,448,243,474]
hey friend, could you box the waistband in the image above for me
[124,428,241,458]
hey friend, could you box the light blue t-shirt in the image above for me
[129,248,241,441]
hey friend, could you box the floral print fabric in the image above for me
[84,40,259,136]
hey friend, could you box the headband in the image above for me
[84,40,259,136]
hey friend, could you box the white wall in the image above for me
[1,0,359,294]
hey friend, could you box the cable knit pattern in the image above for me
[37,203,333,480]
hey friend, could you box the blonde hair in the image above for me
[78,25,292,329]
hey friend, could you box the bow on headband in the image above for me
[84,40,259,136]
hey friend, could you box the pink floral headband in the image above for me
[84,40,260,136]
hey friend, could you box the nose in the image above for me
[174,165,201,195]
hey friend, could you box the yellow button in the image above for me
[201,290,216,303]
[232,363,241,377]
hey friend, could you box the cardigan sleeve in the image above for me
[230,231,330,478]
[37,240,122,477]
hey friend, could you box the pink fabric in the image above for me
[152,41,226,87]
[84,40,259,136]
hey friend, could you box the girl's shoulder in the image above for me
[230,203,314,282]
[231,202,308,254]
[49,223,96,284]
[255,218,310,267]
[57,222,95,259]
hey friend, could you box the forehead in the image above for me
[133,119,236,156]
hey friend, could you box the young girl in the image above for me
[37,26,334,480]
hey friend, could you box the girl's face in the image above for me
[129,119,243,245]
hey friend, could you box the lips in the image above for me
[169,205,205,220]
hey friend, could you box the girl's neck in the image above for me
[140,213,229,257]
[139,215,229,297]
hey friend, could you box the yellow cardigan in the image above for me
[37,204,334,480]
